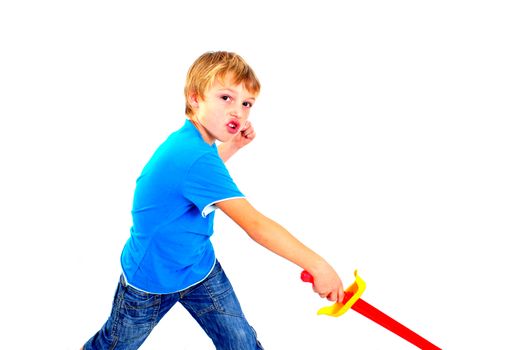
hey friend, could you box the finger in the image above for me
[326,292,337,302]
[241,128,256,140]
[241,121,252,132]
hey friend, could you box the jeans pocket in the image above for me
[186,264,244,318]
[119,285,160,326]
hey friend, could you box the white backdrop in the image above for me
[1,1,525,349]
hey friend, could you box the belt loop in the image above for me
[120,274,128,287]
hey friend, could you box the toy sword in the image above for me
[301,270,440,349]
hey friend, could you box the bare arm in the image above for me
[216,197,345,302]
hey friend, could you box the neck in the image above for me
[189,117,215,145]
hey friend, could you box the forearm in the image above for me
[246,213,327,273]
[217,142,238,162]
[217,198,326,273]
[217,198,345,302]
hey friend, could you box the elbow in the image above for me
[243,214,278,248]
[244,216,265,243]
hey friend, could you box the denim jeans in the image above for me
[84,261,263,349]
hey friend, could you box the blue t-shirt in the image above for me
[121,119,244,293]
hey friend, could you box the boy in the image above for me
[83,51,344,350]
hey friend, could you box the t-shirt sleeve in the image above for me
[183,151,244,217]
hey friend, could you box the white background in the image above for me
[1,1,525,349]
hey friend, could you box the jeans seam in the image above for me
[150,295,162,330]
[109,336,119,350]
[110,285,125,344]
[202,279,245,318]
[108,285,161,347]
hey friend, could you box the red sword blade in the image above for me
[351,297,440,350]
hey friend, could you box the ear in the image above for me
[188,91,200,109]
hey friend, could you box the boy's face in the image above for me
[189,74,256,145]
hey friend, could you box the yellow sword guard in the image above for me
[317,270,366,317]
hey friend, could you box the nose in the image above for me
[229,106,241,118]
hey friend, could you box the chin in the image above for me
[217,135,232,143]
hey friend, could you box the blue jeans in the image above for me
[84,261,263,349]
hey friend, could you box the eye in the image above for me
[242,101,253,108]
[221,95,232,101]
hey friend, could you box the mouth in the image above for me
[226,119,240,134]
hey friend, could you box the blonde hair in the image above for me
[184,51,261,118]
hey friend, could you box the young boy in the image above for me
[83,51,344,350]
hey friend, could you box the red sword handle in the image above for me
[301,270,441,350]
